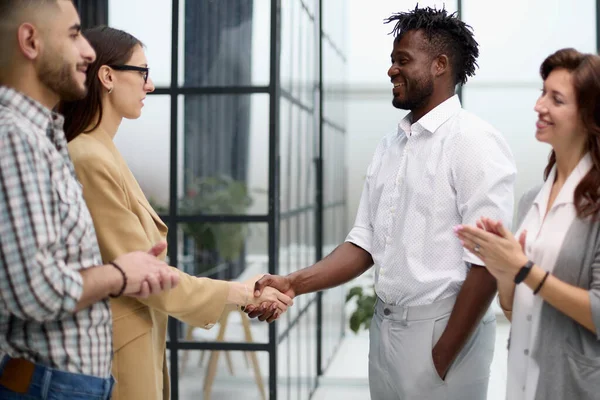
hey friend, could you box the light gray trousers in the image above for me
[369,295,496,400]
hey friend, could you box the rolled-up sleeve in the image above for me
[451,130,517,266]
[0,131,83,322]
[345,165,375,255]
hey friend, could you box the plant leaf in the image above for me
[349,312,361,334]
[345,286,363,303]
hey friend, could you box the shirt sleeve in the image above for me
[0,130,83,322]
[345,143,383,255]
[345,176,373,254]
[451,129,517,266]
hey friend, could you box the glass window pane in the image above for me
[114,95,171,209]
[322,284,345,372]
[323,49,346,127]
[276,303,318,399]
[280,0,292,93]
[278,332,293,399]
[282,0,318,105]
[178,94,269,216]
[279,205,316,329]
[323,0,346,48]
[178,0,271,87]
[177,222,269,342]
[322,127,345,207]
[303,0,318,20]
[280,101,317,215]
[299,7,316,106]
[108,0,173,87]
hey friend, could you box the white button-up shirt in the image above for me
[506,153,592,400]
[346,95,516,306]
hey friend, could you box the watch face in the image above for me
[514,261,533,284]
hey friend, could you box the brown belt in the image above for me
[0,358,35,393]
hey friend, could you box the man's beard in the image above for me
[38,51,87,102]
[392,76,434,111]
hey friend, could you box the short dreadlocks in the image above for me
[384,6,479,86]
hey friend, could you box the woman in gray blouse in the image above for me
[455,48,600,400]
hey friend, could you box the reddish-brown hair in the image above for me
[540,48,600,218]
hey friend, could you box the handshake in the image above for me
[241,274,295,323]
[108,240,296,323]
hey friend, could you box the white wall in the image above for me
[463,0,596,209]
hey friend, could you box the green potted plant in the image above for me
[179,175,253,275]
[345,285,376,333]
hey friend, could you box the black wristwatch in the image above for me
[514,260,534,284]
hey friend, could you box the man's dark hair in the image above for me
[0,0,63,69]
[384,5,479,86]
[0,0,62,19]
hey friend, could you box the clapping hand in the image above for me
[455,217,528,284]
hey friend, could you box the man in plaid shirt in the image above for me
[0,1,180,399]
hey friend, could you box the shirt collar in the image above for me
[0,86,64,132]
[0,86,69,159]
[398,94,462,137]
[534,152,594,210]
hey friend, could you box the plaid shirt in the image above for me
[0,86,112,378]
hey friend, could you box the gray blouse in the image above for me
[515,187,600,400]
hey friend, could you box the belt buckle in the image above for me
[0,358,35,393]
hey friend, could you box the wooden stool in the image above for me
[181,308,266,400]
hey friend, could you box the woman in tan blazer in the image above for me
[59,26,292,400]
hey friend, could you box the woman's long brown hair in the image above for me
[540,48,600,219]
[58,26,143,142]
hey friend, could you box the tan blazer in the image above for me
[68,130,230,400]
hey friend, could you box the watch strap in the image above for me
[514,260,534,284]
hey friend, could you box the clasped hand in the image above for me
[243,274,295,323]
[243,275,294,319]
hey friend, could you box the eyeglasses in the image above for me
[109,65,150,83]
